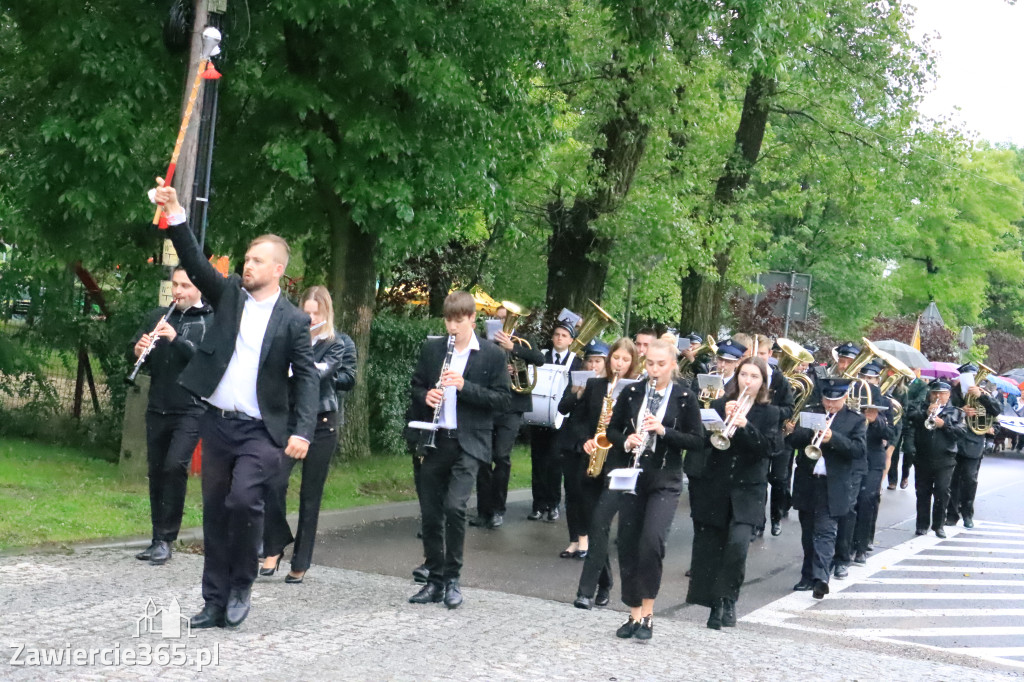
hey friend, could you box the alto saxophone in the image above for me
[587,372,619,477]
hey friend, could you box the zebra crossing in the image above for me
[742,520,1024,670]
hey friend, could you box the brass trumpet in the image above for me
[805,411,839,460]
[710,387,754,451]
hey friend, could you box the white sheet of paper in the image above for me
[407,421,439,431]
[959,372,976,391]
[799,412,828,430]
[611,379,639,399]
[557,308,582,328]
[485,319,503,341]
[697,374,724,391]
[607,468,641,492]
[570,371,596,387]
[701,408,724,426]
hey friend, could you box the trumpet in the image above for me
[126,299,178,385]
[587,371,619,477]
[710,387,754,451]
[804,411,839,461]
[924,401,942,431]
[698,371,724,408]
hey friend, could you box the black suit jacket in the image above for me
[557,376,615,453]
[788,407,867,517]
[408,335,511,463]
[951,384,1002,457]
[502,335,545,414]
[604,379,703,472]
[909,400,965,467]
[166,223,318,446]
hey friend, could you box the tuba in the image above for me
[567,300,617,359]
[966,362,997,435]
[834,338,883,413]
[587,372,619,477]
[502,300,538,395]
[776,338,815,423]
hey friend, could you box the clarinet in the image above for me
[423,335,456,450]
[629,379,658,465]
[126,300,177,385]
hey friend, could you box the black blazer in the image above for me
[788,407,867,517]
[408,335,511,463]
[557,376,615,454]
[503,335,545,414]
[690,400,779,528]
[166,223,318,446]
[909,400,965,467]
[604,379,703,472]
[951,384,1002,457]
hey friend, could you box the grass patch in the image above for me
[0,437,533,551]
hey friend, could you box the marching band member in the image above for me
[470,305,545,530]
[947,363,1002,529]
[908,380,964,538]
[261,286,356,584]
[851,362,893,565]
[528,320,581,522]
[406,291,511,609]
[679,332,713,377]
[785,378,866,600]
[569,339,642,608]
[598,339,702,640]
[687,357,779,629]
[752,334,794,538]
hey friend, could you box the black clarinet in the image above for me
[126,300,177,385]
[423,335,456,450]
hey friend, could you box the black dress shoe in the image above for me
[706,604,723,630]
[573,594,593,610]
[468,515,488,528]
[685,568,692,577]
[443,579,463,609]
[886,482,897,490]
[616,616,641,638]
[488,514,504,529]
[135,541,159,561]
[812,580,829,600]
[409,582,443,604]
[853,551,867,565]
[595,586,610,607]
[755,526,765,537]
[225,588,251,627]
[834,563,849,580]
[527,510,544,521]
[915,529,927,536]
[546,508,560,522]
[770,522,782,537]
[149,541,171,566]
[934,528,947,539]
[635,615,653,640]
[189,604,225,629]
[793,579,814,591]
[865,545,874,552]
[900,478,909,489]
[284,572,304,584]
[945,517,958,527]
[721,598,737,627]
[412,564,430,584]
[559,549,574,559]
[572,550,588,559]
[963,516,974,529]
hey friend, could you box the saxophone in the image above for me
[587,372,619,477]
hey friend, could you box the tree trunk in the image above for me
[680,72,775,334]
[329,205,377,461]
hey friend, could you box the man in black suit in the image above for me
[470,305,544,529]
[910,380,965,537]
[947,363,1001,529]
[407,291,511,608]
[152,181,318,629]
[529,320,582,521]
[786,378,866,600]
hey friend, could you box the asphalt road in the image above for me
[312,452,1024,629]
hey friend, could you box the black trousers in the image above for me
[418,434,480,585]
[476,411,520,517]
[835,468,865,565]
[263,411,338,572]
[769,449,795,524]
[145,411,201,542]
[617,468,683,607]
[798,476,840,584]
[530,426,562,512]
[888,431,915,485]
[199,412,283,609]
[687,517,754,607]
[947,456,982,522]
[853,469,884,553]
[914,460,955,532]
[575,483,617,598]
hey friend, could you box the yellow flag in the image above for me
[911,317,922,351]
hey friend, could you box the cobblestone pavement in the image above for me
[0,549,1017,681]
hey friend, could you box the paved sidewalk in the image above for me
[0,549,1014,680]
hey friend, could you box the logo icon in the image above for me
[134,598,194,640]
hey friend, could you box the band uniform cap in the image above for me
[929,379,952,392]
[803,343,818,355]
[553,320,578,339]
[717,339,746,360]
[687,332,703,345]
[858,361,882,377]
[957,362,978,375]
[584,339,610,357]
[820,377,853,400]
[836,342,860,359]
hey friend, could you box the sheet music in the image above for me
[484,319,503,341]
[701,408,724,427]
[557,308,582,328]
[798,412,828,430]
[611,379,639,399]
[697,374,723,391]
[607,467,641,492]
[959,372,976,391]
[570,371,596,386]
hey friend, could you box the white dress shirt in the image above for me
[437,334,480,430]
[206,288,281,419]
